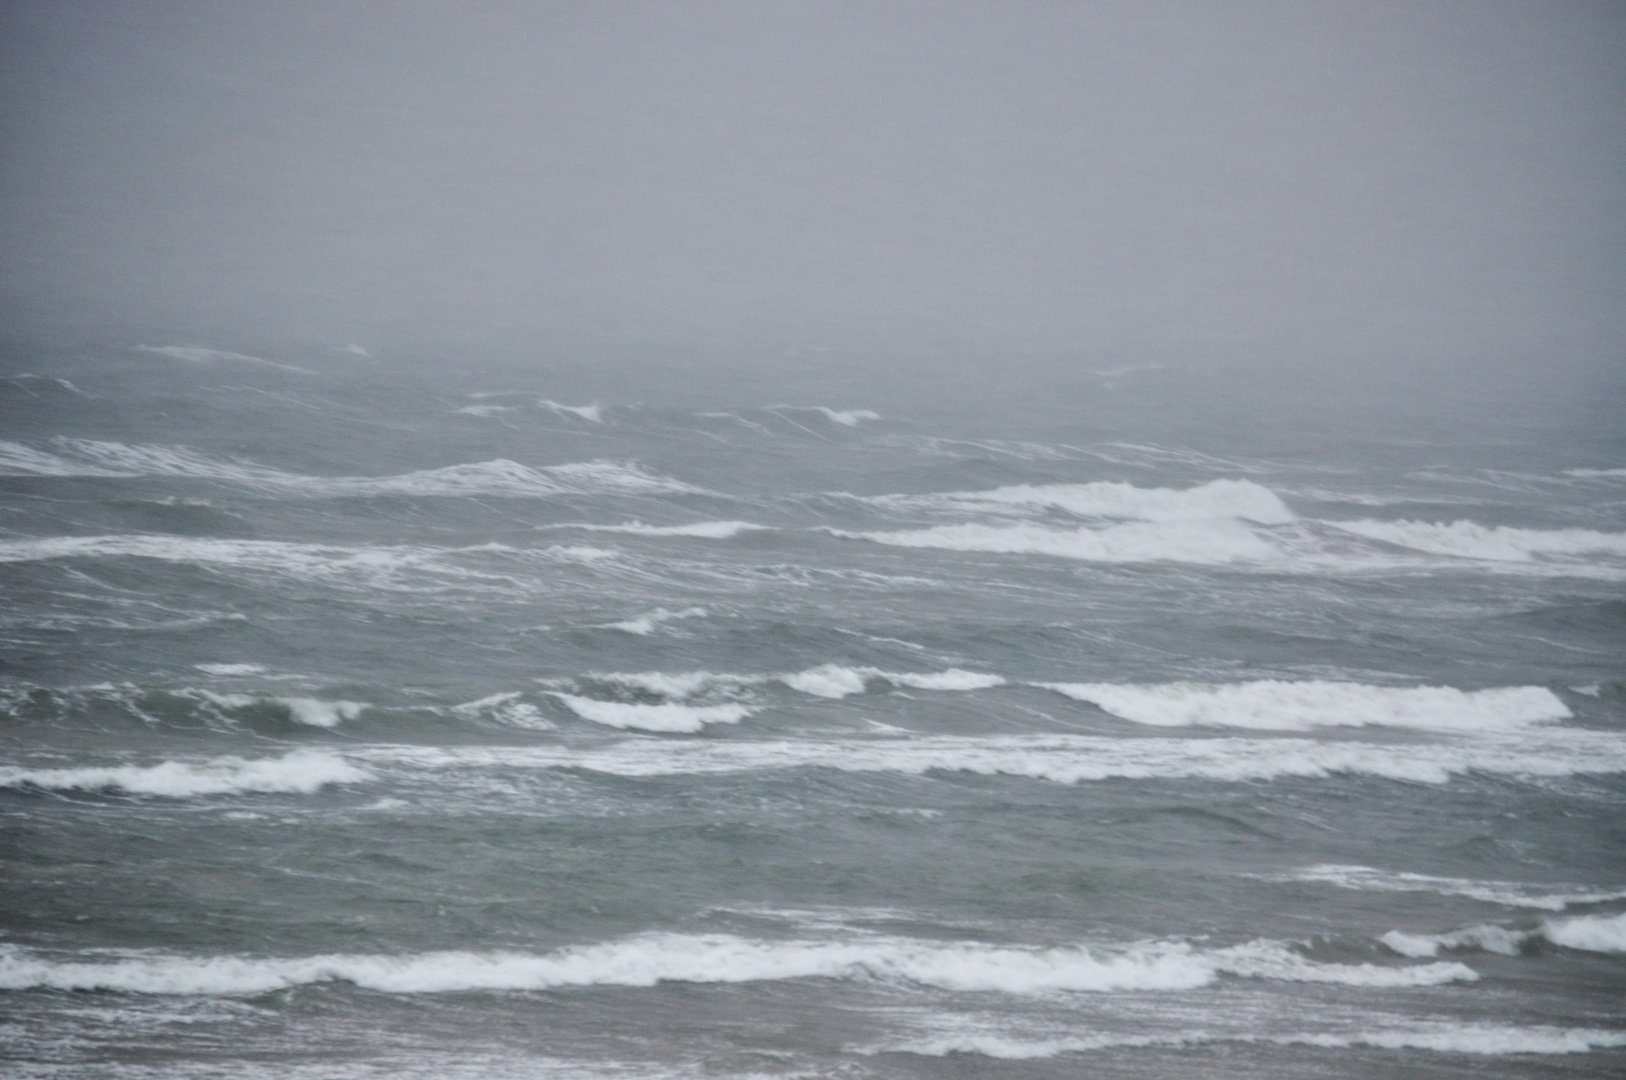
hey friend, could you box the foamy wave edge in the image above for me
[1038,680,1571,731]
[0,751,368,797]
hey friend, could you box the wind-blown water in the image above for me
[1,348,1622,1079]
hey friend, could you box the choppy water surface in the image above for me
[2,347,1623,1078]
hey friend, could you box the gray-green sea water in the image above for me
[2,346,1623,1078]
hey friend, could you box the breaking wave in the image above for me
[358,728,1626,786]
[0,751,368,797]
[546,694,756,733]
[1383,911,1626,958]
[545,665,1005,706]
[0,932,1470,997]
[1541,911,1626,953]
[1037,681,1570,732]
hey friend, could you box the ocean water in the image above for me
[2,345,1623,1079]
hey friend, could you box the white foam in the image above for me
[1564,468,1626,478]
[1381,925,1531,958]
[449,692,553,729]
[0,751,368,797]
[453,404,516,417]
[604,607,709,635]
[1330,519,1626,561]
[0,932,1469,997]
[538,400,603,422]
[1542,911,1626,953]
[357,728,1626,786]
[1037,681,1570,732]
[831,518,1278,564]
[551,665,1003,701]
[1290,865,1626,909]
[885,1024,1626,1059]
[870,478,1295,525]
[547,694,756,733]
[553,521,770,538]
[279,698,365,728]
[194,663,265,676]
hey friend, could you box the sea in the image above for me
[1,343,1623,1079]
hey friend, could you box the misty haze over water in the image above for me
[2,4,1624,1078]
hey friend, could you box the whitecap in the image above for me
[1036,680,1570,732]
[603,607,709,635]
[0,751,368,797]
[546,693,756,733]
[1380,925,1532,958]
[1541,911,1626,953]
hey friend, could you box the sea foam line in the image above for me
[0,933,1471,997]
[357,729,1626,786]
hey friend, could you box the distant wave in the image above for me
[546,521,770,538]
[1290,865,1626,910]
[0,750,366,797]
[864,478,1294,524]
[769,406,881,426]
[135,344,316,374]
[829,518,1279,564]
[601,606,708,635]
[538,400,602,422]
[545,664,1005,707]
[1037,681,1570,732]
[0,932,1470,997]
[0,535,615,590]
[0,439,708,497]
[1329,519,1626,561]
[881,1024,1626,1060]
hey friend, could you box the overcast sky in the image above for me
[1,1,1622,369]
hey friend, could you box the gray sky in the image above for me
[2,1,1622,367]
